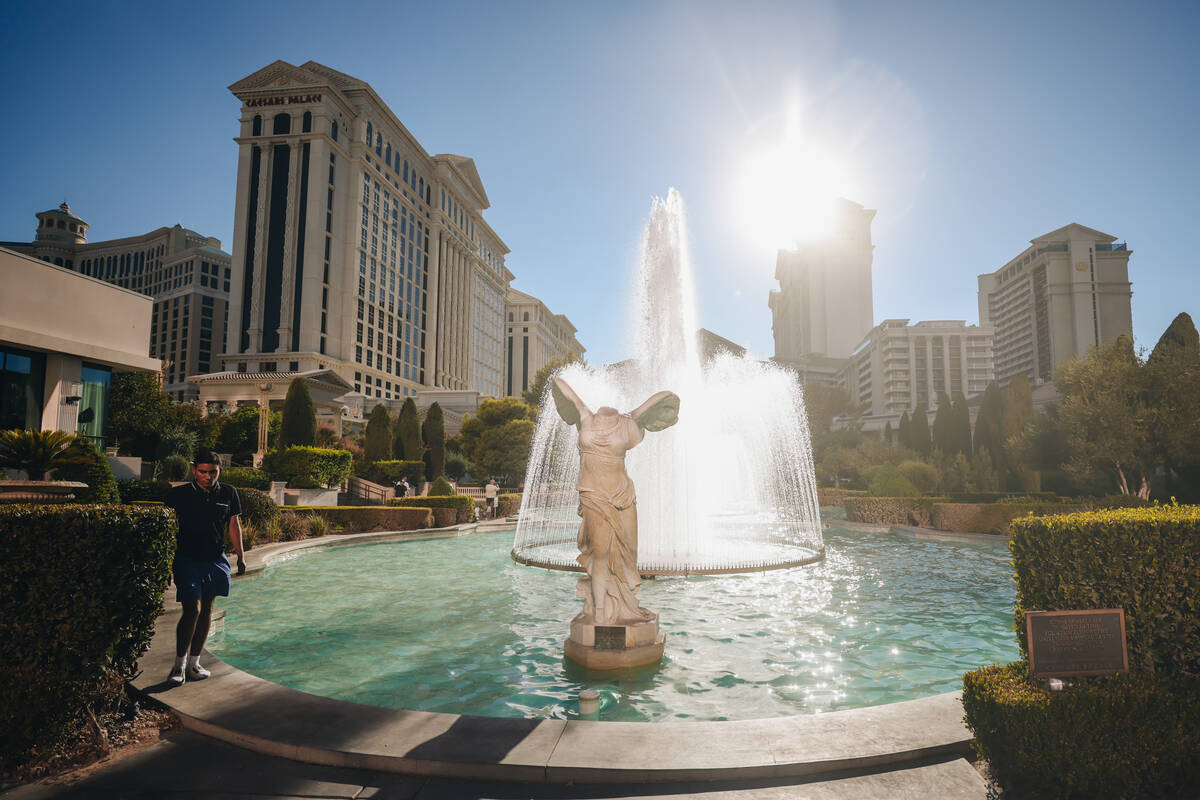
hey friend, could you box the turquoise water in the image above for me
[207,524,1018,722]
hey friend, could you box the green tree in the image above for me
[951,391,972,458]
[883,421,893,445]
[932,392,954,456]
[867,464,918,497]
[898,459,939,495]
[973,382,1004,471]
[460,397,535,463]
[362,403,393,464]
[909,406,932,458]
[421,402,446,480]
[522,351,584,409]
[108,372,171,457]
[53,437,120,502]
[1143,312,1200,501]
[1056,335,1150,497]
[215,407,279,460]
[393,397,423,460]
[279,378,317,449]
[460,397,537,484]
[897,411,912,450]
[1000,374,1035,490]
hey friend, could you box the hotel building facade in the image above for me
[843,319,995,427]
[223,60,513,402]
[2,203,231,401]
[504,288,585,399]
[978,223,1132,386]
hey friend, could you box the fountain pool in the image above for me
[206,522,1018,722]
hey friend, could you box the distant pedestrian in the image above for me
[399,478,410,497]
[485,478,499,518]
[164,450,244,686]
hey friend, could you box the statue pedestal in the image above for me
[564,613,665,670]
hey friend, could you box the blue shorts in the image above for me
[174,555,231,602]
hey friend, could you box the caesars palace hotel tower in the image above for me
[223,60,513,400]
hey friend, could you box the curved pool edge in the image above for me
[132,525,975,784]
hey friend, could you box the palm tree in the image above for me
[0,429,90,480]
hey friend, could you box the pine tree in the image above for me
[363,404,392,463]
[898,411,912,450]
[421,402,446,480]
[952,391,972,457]
[932,392,953,456]
[910,405,932,458]
[974,381,1004,471]
[394,397,423,460]
[883,421,893,445]
[1000,374,1035,490]
[279,378,317,449]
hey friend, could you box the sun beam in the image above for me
[736,138,848,250]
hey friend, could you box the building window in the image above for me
[0,348,46,431]
[252,115,262,136]
[273,113,291,135]
[330,119,338,141]
[302,111,312,133]
[77,363,112,446]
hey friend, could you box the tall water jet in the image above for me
[513,190,823,574]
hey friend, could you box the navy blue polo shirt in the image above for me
[165,480,242,562]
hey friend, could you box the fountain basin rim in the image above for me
[510,546,826,575]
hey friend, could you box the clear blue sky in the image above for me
[2,0,1196,366]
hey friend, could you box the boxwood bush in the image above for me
[496,493,522,517]
[282,506,433,532]
[963,662,1200,799]
[930,500,1084,535]
[0,504,175,767]
[236,487,279,533]
[220,466,271,490]
[816,488,866,507]
[843,496,947,527]
[51,438,119,503]
[388,495,476,523]
[267,446,353,488]
[361,459,425,487]
[117,478,172,503]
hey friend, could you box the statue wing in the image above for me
[551,376,588,427]
[629,391,680,432]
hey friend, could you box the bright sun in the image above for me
[735,139,849,250]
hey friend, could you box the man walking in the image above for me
[485,477,499,518]
[164,450,245,685]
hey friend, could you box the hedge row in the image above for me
[361,460,425,487]
[843,497,947,526]
[496,493,522,517]
[280,506,434,533]
[116,478,172,503]
[386,494,475,523]
[816,488,866,507]
[0,504,176,767]
[221,467,271,490]
[930,501,1084,535]
[944,491,1057,503]
[963,662,1200,798]
[1010,504,1200,674]
[266,446,353,488]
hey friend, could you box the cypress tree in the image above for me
[932,392,953,456]
[910,405,932,458]
[952,391,972,457]
[1147,311,1200,365]
[883,420,893,445]
[898,411,912,450]
[421,402,446,480]
[974,381,1004,471]
[279,378,317,449]
[394,397,423,460]
[363,404,392,463]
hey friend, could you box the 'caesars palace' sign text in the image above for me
[245,93,322,108]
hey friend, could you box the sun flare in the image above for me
[735,139,849,250]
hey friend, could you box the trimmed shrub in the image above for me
[816,488,866,507]
[160,453,190,481]
[496,493,521,517]
[279,378,317,448]
[931,500,1084,535]
[237,487,279,532]
[221,467,271,490]
[844,496,946,527]
[866,465,919,497]
[387,494,476,523]
[0,504,175,767]
[1010,504,1200,674]
[428,476,455,496]
[1089,493,1153,510]
[282,506,433,533]
[52,438,119,503]
[393,397,423,460]
[117,478,172,503]
[945,491,1057,503]
[897,460,939,495]
[363,459,424,487]
[963,662,1200,799]
[268,446,353,488]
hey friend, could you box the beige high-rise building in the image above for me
[770,199,876,363]
[2,203,231,401]
[223,60,512,401]
[504,288,585,399]
[978,223,1132,385]
[844,319,995,425]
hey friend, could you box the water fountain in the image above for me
[512,189,825,575]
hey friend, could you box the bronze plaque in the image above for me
[594,625,626,651]
[1026,609,1128,678]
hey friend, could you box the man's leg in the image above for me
[171,598,200,684]
[186,596,216,680]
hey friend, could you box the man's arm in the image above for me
[229,516,246,575]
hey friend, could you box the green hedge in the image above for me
[963,662,1200,799]
[945,491,1057,503]
[0,504,176,767]
[816,488,866,507]
[387,495,476,523]
[930,501,1084,535]
[267,446,353,488]
[237,487,279,533]
[221,466,271,490]
[428,476,455,496]
[116,478,172,503]
[282,506,433,533]
[52,439,119,503]
[496,493,522,517]
[1010,504,1200,674]
[361,459,425,487]
[843,497,947,527]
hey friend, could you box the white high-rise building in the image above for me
[978,223,1132,386]
[504,288,585,399]
[770,199,876,363]
[223,60,512,401]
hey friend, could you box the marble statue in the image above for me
[551,376,680,627]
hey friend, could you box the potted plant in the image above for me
[0,429,90,501]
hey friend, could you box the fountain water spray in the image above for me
[513,190,823,574]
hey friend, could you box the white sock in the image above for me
[186,655,200,669]
[174,656,186,671]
